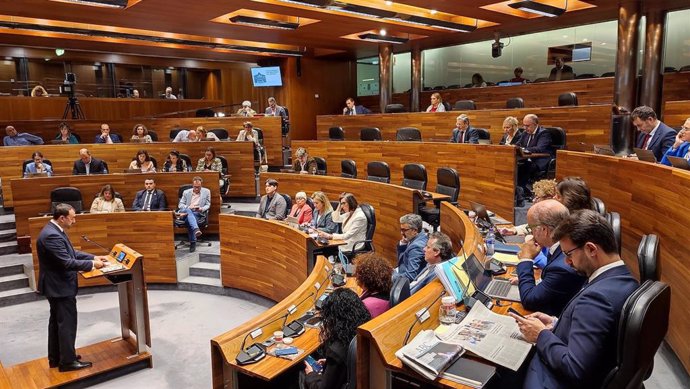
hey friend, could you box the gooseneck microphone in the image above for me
[402,290,446,346]
[81,235,111,254]
[236,312,289,366]
[282,292,315,338]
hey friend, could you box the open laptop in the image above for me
[668,156,690,171]
[633,148,657,163]
[462,253,521,302]
[27,172,48,178]
[469,201,508,241]
[593,144,616,156]
[123,168,142,173]
[284,215,300,228]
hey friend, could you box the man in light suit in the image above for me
[343,97,371,115]
[631,105,676,162]
[511,200,586,316]
[256,178,287,220]
[72,148,107,175]
[516,114,553,194]
[265,97,289,135]
[410,232,453,294]
[449,114,479,144]
[37,204,108,372]
[511,210,639,389]
[394,214,428,282]
[177,176,211,252]
[132,178,167,211]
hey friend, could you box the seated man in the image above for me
[132,178,168,211]
[343,97,371,115]
[660,117,690,166]
[548,57,574,81]
[516,114,553,194]
[3,125,44,146]
[236,100,257,117]
[449,114,479,144]
[631,105,676,162]
[176,176,211,252]
[511,199,586,316]
[24,151,53,177]
[410,232,453,294]
[511,210,639,389]
[265,97,289,135]
[72,148,107,175]
[394,214,428,282]
[292,147,317,174]
[94,123,122,144]
[172,129,199,142]
[256,179,287,220]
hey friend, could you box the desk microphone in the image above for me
[282,292,315,338]
[314,266,338,310]
[81,235,111,255]
[402,290,446,346]
[236,312,289,366]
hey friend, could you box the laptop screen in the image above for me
[462,253,492,291]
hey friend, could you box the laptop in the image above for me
[27,172,48,178]
[633,148,657,163]
[668,156,690,171]
[284,215,300,228]
[469,201,508,242]
[50,139,68,144]
[593,144,615,156]
[462,253,521,302]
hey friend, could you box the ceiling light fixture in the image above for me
[404,15,477,32]
[276,0,334,7]
[379,28,387,36]
[50,0,129,8]
[430,9,437,15]
[229,15,300,30]
[358,33,408,44]
[508,0,567,17]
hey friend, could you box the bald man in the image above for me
[72,148,107,175]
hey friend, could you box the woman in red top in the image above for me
[288,191,313,224]
[426,92,446,112]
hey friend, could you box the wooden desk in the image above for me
[662,99,690,126]
[290,141,516,223]
[556,150,690,374]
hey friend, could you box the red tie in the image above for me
[641,133,651,149]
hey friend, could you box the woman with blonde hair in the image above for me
[426,92,446,112]
[309,191,337,233]
[499,116,524,145]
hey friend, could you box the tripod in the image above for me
[63,96,85,119]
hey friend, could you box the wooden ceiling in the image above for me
[0,0,680,63]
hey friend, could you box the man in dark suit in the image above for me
[394,214,428,282]
[342,97,371,115]
[516,114,553,193]
[511,210,639,389]
[449,114,479,144]
[548,57,574,81]
[132,178,167,211]
[511,200,586,316]
[265,96,289,135]
[93,123,122,144]
[410,232,453,294]
[37,204,108,372]
[72,148,107,175]
[631,105,676,161]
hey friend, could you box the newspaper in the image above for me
[437,303,532,371]
[395,330,465,380]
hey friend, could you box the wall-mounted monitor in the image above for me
[251,66,283,87]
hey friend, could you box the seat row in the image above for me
[382,92,580,113]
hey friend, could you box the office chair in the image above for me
[575,73,596,79]
[601,71,616,77]
[420,167,460,230]
[313,157,327,175]
[210,128,229,140]
[342,337,358,389]
[169,128,186,140]
[22,159,53,175]
[341,160,357,179]
[147,130,159,142]
[396,127,422,141]
[101,161,110,174]
[195,108,215,117]
[506,97,524,109]
[389,277,411,307]
[402,163,427,190]
[217,156,231,195]
[280,193,292,219]
[174,184,211,250]
[50,187,83,213]
[454,100,476,110]
[329,127,345,141]
[178,153,193,172]
[281,107,290,135]
[541,126,566,179]
[366,161,390,183]
[605,212,622,254]
[558,92,579,106]
[384,104,406,113]
[360,127,382,141]
[474,128,491,142]
[592,197,606,215]
[343,203,376,260]
[637,234,659,283]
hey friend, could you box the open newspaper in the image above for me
[437,303,532,371]
[395,330,464,380]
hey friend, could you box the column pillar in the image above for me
[639,9,666,113]
[410,46,422,112]
[378,44,393,113]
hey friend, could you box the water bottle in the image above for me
[486,227,495,258]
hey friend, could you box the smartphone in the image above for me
[305,355,323,373]
[508,307,525,319]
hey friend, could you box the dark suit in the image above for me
[548,64,574,81]
[450,127,479,144]
[344,105,371,115]
[523,265,639,389]
[517,127,553,188]
[395,233,428,281]
[72,157,107,175]
[132,189,167,211]
[310,210,338,233]
[94,133,122,143]
[635,121,676,162]
[499,130,525,145]
[516,245,587,316]
[37,221,95,365]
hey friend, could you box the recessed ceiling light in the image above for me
[50,0,129,8]
[508,0,567,18]
[385,1,392,5]
[600,42,606,45]
[379,28,387,36]
[430,9,437,15]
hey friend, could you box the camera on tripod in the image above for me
[59,73,77,97]
[60,72,85,119]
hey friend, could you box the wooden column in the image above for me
[411,46,422,112]
[640,9,666,114]
[378,44,393,113]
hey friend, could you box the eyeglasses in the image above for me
[525,224,541,234]
[400,227,412,233]
[563,245,584,258]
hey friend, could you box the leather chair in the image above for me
[22,159,53,175]
[637,234,659,283]
[558,92,578,106]
[178,153,193,172]
[402,163,427,190]
[389,276,411,307]
[442,101,452,111]
[601,280,671,389]
[605,212,622,254]
[367,161,390,183]
[432,85,444,90]
[575,73,596,79]
[342,337,357,389]
[50,187,83,213]
[396,127,422,141]
[447,84,462,89]
[601,71,616,77]
[360,127,382,141]
[328,126,345,140]
[169,128,186,140]
[313,157,327,175]
[506,97,524,109]
[101,161,110,174]
[679,65,690,72]
[420,167,460,230]
[384,104,406,113]
[341,160,357,179]
[147,130,159,142]
[217,156,231,195]
[474,128,491,142]
[210,128,229,140]
[174,184,211,249]
[592,197,606,215]
[281,107,290,135]
[343,203,376,260]
[280,193,292,219]
[454,100,476,110]
[533,77,549,83]
[195,108,215,117]
[541,126,566,179]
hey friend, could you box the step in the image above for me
[0,221,15,230]
[198,253,220,264]
[0,241,18,256]
[178,276,222,291]
[0,228,17,242]
[0,287,39,308]
[189,262,220,279]
[0,273,29,292]
[0,263,24,277]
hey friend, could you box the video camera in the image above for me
[59,73,77,97]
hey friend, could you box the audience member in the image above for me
[548,57,574,81]
[236,100,256,117]
[55,123,79,144]
[163,150,189,172]
[354,253,393,318]
[256,179,287,220]
[510,67,528,83]
[94,123,122,144]
[288,191,313,224]
[131,124,153,143]
[4,125,44,146]
[450,114,479,144]
[511,210,638,389]
[196,126,219,141]
[343,97,371,115]
[394,214,428,282]
[309,191,338,233]
[499,116,524,145]
[318,193,367,256]
[132,89,140,98]
[176,176,211,252]
[164,86,177,99]
[237,121,266,164]
[303,288,370,389]
[426,92,446,112]
[72,148,107,175]
[129,150,156,173]
[30,85,49,97]
[516,114,553,195]
[172,129,199,142]
[660,117,690,166]
[132,178,167,211]
[555,176,593,212]
[471,73,487,87]
[196,146,222,172]
[24,151,53,177]
[631,105,678,162]
[292,147,317,174]
[90,184,125,213]
[410,232,453,294]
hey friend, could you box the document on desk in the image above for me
[396,330,465,380]
[437,303,532,371]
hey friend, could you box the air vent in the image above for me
[229,15,300,30]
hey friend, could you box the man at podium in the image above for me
[37,204,109,372]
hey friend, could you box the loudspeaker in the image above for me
[296,57,301,77]
[491,41,504,58]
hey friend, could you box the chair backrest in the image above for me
[341,160,357,179]
[360,203,376,243]
[601,280,670,389]
[313,157,327,175]
[402,163,427,190]
[360,127,382,141]
[454,100,476,110]
[384,104,406,113]
[50,187,83,213]
[210,128,229,140]
[679,64,690,72]
[169,128,184,140]
[305,197,315,212]
[280,193,292,218]
[542,126,566,149]
[575,73,596,79]
[389,277,411,307]
[254,128,265,144]
[592,197,606,215]
[533,77,549,83]
[474,128,491,141]
[637,234,659,283]
[147,129,158,142]
[436,167,460,203]
[601,71,616,77]
[558,92,578,106]
[366,161,390,183]
[178,154,193,171]
[329,126,345,140]
[72,132,81,142]
[196,108,215,117]
[606,212,621,254]
[396,127,422,141]
[342,337,357,389]
[442,101,452,111]
[101,161,109,174]
[217,155,229,174]
[506,97,524,109]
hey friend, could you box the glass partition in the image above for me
[357,56,379,97]
[664,8,690,71]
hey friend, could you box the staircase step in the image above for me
[179,275,222,288]
[0,263,24,277]
[0,273,29,292]
[0,287,39,308]
[0,228,17,242]
[189,262,220,278]
[198,253,220,264]
[0,241,18,256]
[0,221,15,230]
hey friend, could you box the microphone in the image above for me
[282,292,315,338]
[314,266,339,310]
[81,235,111,255]
[236,312,289,365]
[402,290,446,346]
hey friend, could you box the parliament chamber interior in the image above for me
[1,0,690,388]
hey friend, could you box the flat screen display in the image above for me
[251,66,283,87]
[117,251,126,262]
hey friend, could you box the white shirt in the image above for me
[50,219,64,233]
[643,121,661,149]
[588,260,625,283]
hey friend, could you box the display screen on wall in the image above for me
[251,66,283,87]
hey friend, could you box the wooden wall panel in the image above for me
[556,151,690,374]
[291,141,516,222]
[662,100,690,126]
[661,71,690,109]
[316,105,612,152]
[28,211,176,285]
[0,142,255,207]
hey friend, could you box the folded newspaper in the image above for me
[395,330,465,380]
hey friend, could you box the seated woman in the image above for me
[196,146,227,193]
[471,73,487,88]
[237,122,266,164]
[354,253,392,318]
[310,191,337,233]
[90,184,125,213]
[31,85,49,97]
[131,124,153,143]
[163,150,188,172]
[288,191,313,224]
[196,126,220,141]
[425,92,446,112]
[303,288,370,389]
[499,116,524,145]
[24,151,53,177]
[660,118,690,166]
[318,193,368,257]
[129,149,156,173]
[55,122,79,144]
